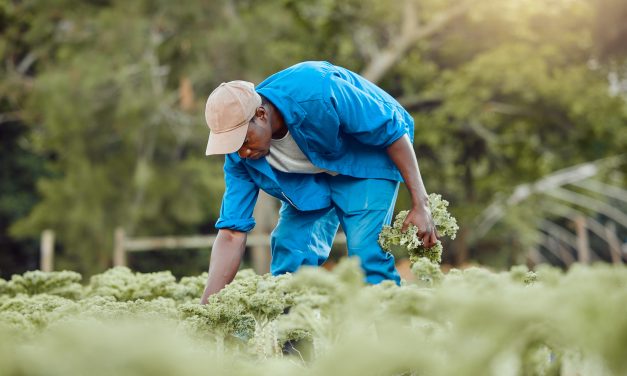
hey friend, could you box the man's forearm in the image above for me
[200,229,247,304]
[386,134,429,209]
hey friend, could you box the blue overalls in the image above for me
[271,175,400,284]
[214,61,415,285]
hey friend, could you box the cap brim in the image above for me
[205,123,249,155]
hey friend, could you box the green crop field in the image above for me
[1,260,626,376]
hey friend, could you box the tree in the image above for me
[4,0,626,275]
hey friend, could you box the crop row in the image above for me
[1,259,626,375]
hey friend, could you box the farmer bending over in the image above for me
[200,61,437,304]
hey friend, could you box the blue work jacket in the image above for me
[215,61,414,232]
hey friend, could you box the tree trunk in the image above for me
[453,227,470,266]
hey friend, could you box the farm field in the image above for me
[3,2,626,375]
[1,260,626,376]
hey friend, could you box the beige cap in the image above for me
[204,80,262,155]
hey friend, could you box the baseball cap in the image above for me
[204,80,262,155]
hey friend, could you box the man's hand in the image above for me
[200,229,247,304]
[401,205,439,248]
[386,135,439,248]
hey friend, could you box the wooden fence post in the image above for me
[40,229,54,272]
[574,215,590,264]
[113,227,127,267]
[605,222,623,264]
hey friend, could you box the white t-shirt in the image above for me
[266,131,337,175]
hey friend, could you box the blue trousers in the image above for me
[270,175,401,285]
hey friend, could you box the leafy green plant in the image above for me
[5,271,83,299]
[86,267,180,302]
[1,263,627,375]
[378,193,458,264]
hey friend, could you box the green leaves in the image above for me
[3,270,83,299]
[379,193,458,264]
[1,263,627,374]
[86,266,206,302]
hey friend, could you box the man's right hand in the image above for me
[200,229,247,304]
[401,204,439,249]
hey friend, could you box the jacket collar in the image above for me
[256,87,306,129]
[256,86,311,156]
[244,156,276,182]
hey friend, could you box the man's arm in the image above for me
[386,134,438,248]
[200,229,247,304]
[326,76,437,246]
[201,154,259,303]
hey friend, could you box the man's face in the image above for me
[237,116,271,160]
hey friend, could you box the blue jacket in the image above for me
[215,61,414,232]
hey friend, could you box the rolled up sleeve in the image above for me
[215,155,259,232]
[327,76,410,148]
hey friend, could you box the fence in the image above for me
[113,227,347,273]
[37,228,346,274]
[37,220,625,272]
[39,229,54,272]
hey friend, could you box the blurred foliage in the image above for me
[2,262,627,374]
[1,0,626,276]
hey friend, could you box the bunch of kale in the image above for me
[378,193,458,265]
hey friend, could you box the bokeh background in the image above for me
[1,0,626,279]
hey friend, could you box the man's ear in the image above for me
[255,106,267,119]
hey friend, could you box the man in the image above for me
[200,61,437,304]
